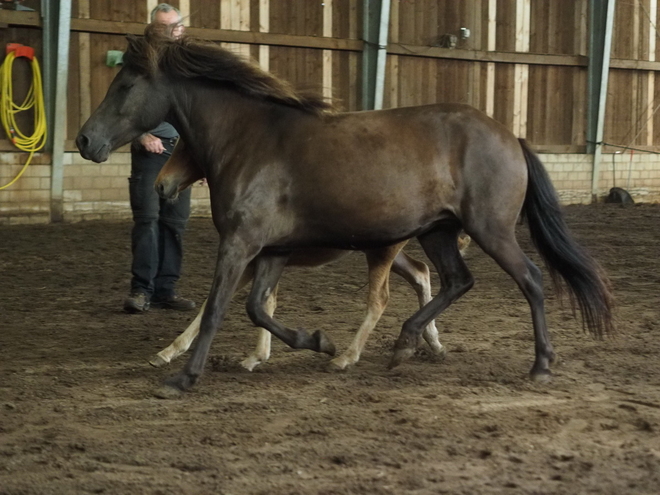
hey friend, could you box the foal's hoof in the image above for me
[388,347,415,369]
[530,369,553,384]
[240,355,266,372]
[328,354,355,371]
[149,353,169,368]
[153,384,183,399]
[313,330,336,356]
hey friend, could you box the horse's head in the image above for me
[154,139,204,200]
[76,30,173,163]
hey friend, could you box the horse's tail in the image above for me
[519,138,614,337]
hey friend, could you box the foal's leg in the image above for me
[390,226,475,368]
[240,284,278,371]
[328,244,402,370]
[149,266,255,367]
[246,254,336,355]
[155,238,253,397]
[149,299,206,367]
[390,251,446,357]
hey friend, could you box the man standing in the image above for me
[124,3,194,313]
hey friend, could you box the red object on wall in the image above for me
[6,43,35,61]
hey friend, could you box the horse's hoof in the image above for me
[149,354,170,368]
[160,372,196,394]
[240,355,264,372]
[152,385,183,399]
[388,347,415,369]
[313,330,336,356]
[530,369,553,384]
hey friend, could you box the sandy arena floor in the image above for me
[1,203,659,494]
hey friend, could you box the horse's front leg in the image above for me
[154,238,252,398]
[150,266,255,368]
[246,254,336,355]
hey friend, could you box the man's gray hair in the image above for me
[150,3,182,23]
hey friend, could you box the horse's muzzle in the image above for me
[75,133,111,163]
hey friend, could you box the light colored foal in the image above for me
[150,236,470,371]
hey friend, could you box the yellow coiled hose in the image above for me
[0,50,47,190]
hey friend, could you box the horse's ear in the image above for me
[126,34,139,46]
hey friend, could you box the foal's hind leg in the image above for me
[246,254,336,355]
[391,252,446,357]
[467,227,555,382]
[390,226,475,369]
[240,285,278,371]
[328,244,402,370]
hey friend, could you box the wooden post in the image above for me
[513,0,530,138]
[258,0,269,71]
[179,0,190,26]
[221,0,251,57]
[572,0,589,146]
[147,0,157,21]
[485,0,497,117]
[322,0,333,101]
[388,0,399,108]
[647,0,656,146]
[78,0,91,126]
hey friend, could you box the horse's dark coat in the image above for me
[77,27,614,394]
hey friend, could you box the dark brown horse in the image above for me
[76,28,613,397]
[148,138,471,372]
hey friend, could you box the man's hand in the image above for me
[139,133,165,154]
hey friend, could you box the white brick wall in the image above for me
[1,151,659,224]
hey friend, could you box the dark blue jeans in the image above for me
[129,138,191,299]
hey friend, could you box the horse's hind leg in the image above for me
[390,226,474,369]
[467,226,555,382]
[246,254,336,356]
[329,243,403,370]
[391,251,446,357]
[240,284,278,371]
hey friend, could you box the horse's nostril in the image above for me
[76,133,90,151]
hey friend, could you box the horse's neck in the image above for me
[171,84,271,167]
[171,83,308,176]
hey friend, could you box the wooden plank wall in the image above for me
[3,0,660,154]
[60,0,363,148]
[385,0,589,152]
[607,0,659,151]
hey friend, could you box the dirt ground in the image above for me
[1,203,659,495]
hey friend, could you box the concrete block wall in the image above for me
[538,154,594,205]
[1,151,659,225]
[0,152,52,224]
[0,152,211,225]
[538,152,660,204]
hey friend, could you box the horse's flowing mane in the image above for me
[123,25,334,116]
